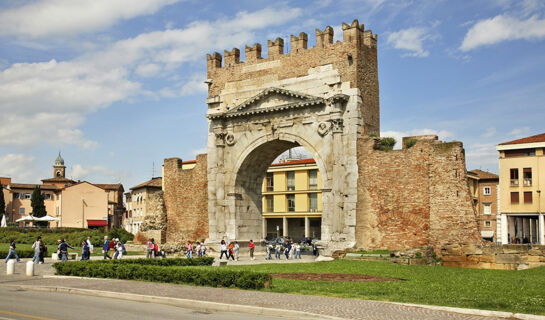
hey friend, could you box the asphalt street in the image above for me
[0,286,295,320]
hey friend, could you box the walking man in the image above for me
[4,239,21,263]
[103,236,111,259]
[58,239,73,262]
[32,236,42,264]
[249,239,255,260]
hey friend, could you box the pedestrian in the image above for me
[219,240,228,260]
[249,239,255,260]
[38,238,47,264]
[81,240,90,260]
[233,240,240,261]
[292,243,297,258]
[295,242,301,259]
[227,241,235,260]
[186,241,193,259]
[86,236,94,255]
[109,237,116,257]
[284,241,291,260]
[312,242,319,256]
[275,242,281,259]
[113,239,119,259]
[5,239,21,263]
[115,239,124,259]
[146,238,155,258]
[32,236,42,264]
[58,239,73,262]
[103,236,111,259]
[195,242,201,258]
[154,241,159,257]
[265,242,272,260]
[201,241,207,257]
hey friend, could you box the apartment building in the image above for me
[467,169,499,242]
[261,158,322,241]
[496,133,545,244]
[123,177,162,234]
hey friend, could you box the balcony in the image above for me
[523,179,532,187]
[510,179,519,187]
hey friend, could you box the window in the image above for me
[265,195,274,212]
[43,193,52,200]
[523,168,532,186]
[19,208,25,215]
[22,193,31,199]
[510,169,519,186]
[308,170,318,190]
[511,192,519,204]
[483,203,491,215]
[286,171,295,191]
[13,192,19,199]
[483,187,491,195]
[524,191,533,204]
[265,173,274,192]
[309,193,318,212]
[484,221,491,228]
[287,195,295,212]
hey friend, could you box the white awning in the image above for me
[481,230,495,238]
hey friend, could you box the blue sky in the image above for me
[1,0,544,189]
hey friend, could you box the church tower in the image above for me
[53,152,66,178]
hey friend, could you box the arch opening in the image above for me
[233,139,325,243]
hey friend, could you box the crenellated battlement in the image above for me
[206,19,377,72]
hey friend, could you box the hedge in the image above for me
[0,228,133,247]
[94,257,215,267]
[1,249,35,259]
[53,261,271,289]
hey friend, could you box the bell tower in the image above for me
[53,152,66,178]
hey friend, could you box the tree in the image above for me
[31,186,47,218]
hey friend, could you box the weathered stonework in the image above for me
[163,19,483,257]
[163,154,208,243]
[442,244,545,269]
[356,135,482,252]
[204,20,378,251]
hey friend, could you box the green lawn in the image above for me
[224,259,545,315]
[0,243,143,256]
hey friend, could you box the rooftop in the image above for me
[498,132,545,146]
[9,183,58,191]
[468,169,499,180]
[130,177,162,190]
[271,158,316,167]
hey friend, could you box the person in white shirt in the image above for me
[219,240,228,260]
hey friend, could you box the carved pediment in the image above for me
[208,87,343,120]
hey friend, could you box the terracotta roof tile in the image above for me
[498,133,545,145]
[468,169,499,180]
[130,177,162,190]
[9,183,59,191]
[94,183,124,191]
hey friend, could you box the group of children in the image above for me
[185,241,207,258]
[266,241,303,260]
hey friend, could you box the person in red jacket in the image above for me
[249,240,255,260]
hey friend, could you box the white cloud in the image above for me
[465,143,499,171]
[381,129,455,149]
[387,27,431,57]
[0,154,37,182]
[0,6,302,148]
[180,74,207,96]
[0,0,181,38]
[460,14,545,51]
[510,126,531,137]
[70,164,127,183]
[191,148,207,156]
[482,127,497,138]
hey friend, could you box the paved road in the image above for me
[0,286,294,320]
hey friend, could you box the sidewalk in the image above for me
[1,258,541,320]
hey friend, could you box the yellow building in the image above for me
[496,133,545,244]
[261,158,322,241]
[124,177,162,234]
[2,153,124,229]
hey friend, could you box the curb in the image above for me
[9,284,344,320]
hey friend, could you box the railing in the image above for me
[523,179,532,187]
[510,179,519,187]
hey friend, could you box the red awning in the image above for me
[87,219,107,227]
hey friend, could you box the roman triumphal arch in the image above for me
[205,20,380,250]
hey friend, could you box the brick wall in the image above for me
[163,154,209,243]
[356,135,482,252]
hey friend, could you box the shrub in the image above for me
[405,138,417,149]
[1,249,35,259]
[94,257,215,267]
[375,137,397,151]
[0,227,133,247]
[53,260,271,289]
